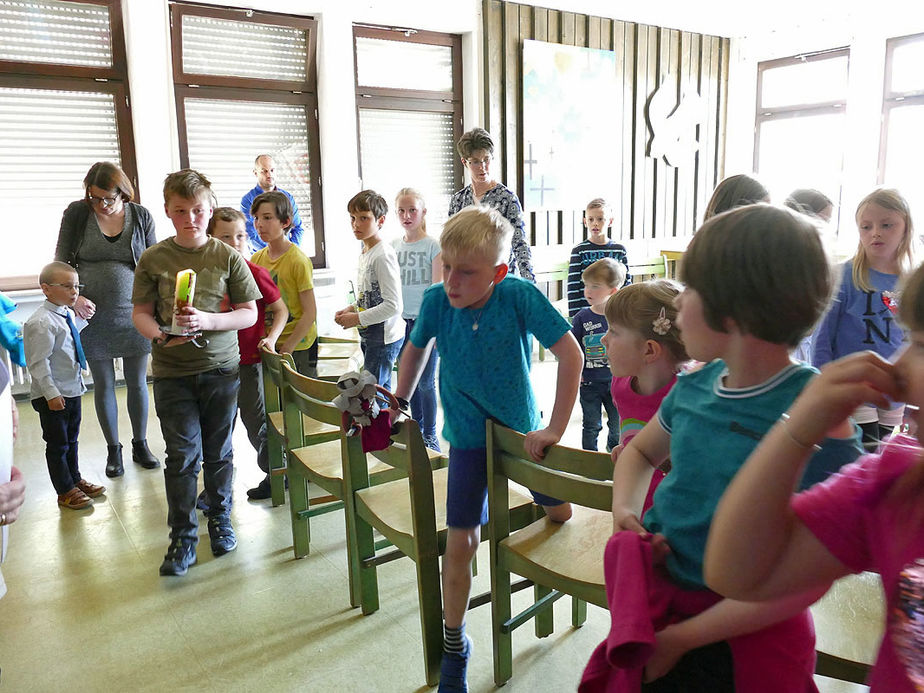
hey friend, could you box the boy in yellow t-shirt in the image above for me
[250,191,318,375]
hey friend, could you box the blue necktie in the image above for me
[64,311,87,370]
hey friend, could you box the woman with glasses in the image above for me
[448,128,534,281]
[55,161,160,478]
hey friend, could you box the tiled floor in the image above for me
[0,356,871,691]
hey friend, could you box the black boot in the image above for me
[132,439,160,469]
[105,443,124,478]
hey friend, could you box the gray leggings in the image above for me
[87,354,150,446]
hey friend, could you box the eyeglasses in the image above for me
[47,283,85,291]
[465,156,491,168]
[87,193,120,208]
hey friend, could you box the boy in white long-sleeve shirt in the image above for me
[334,190,404,389]
[24,261,105,510]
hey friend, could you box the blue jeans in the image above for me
[360,337,404,391]
[153,366,239,541]
[579,379,619,451]
[32,396,82,495]
[402,319,439,441]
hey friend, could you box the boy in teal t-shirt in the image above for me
[394,206,583,690]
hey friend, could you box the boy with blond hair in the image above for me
[208,207,288,500]
[567,198,630,318]
[133,169,260,577]
[572,257,626,451]
[394,206,583,690]
[25,261,105,510]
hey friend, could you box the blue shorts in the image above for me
[446,446,565,529]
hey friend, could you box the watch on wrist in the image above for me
[396,396,410,412]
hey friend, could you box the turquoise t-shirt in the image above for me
[410,276,571,449]
[646,359,863,589]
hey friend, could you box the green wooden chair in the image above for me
[486,420,614,686]
[345,419,535,687]
[280,360,439,604]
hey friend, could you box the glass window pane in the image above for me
[0,86,121,278]
[183,97,315,256]
[358,109,456,233]
[0,0,112,68]
[181,14,307,82]
[890,39,924,94]
[760,56,848,109]
[756,112,845,237]
[882,104,924,242]
[356,37,452,91]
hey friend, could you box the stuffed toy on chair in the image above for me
[332,370,399,452]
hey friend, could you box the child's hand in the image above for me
[335,305,357,318]
[334,311,361,329]
[257,337,277,353]
[47,396,65,411]
[524,426,560,461]
[174,306,212,333]
[74,296,96,320]
[613,512,671,564]
[643,625,689,683]
[610,443,624,464]
[787,351,898,447]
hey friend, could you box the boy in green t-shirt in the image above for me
[132,169,261,577]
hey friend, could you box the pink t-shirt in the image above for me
[792,435,924,692]
[610,375,677,447]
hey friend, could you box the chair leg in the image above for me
[342,497,379,612]
[269,444,286,507]
[571,597,587,627]
[416,553,444,687]
[491,563,513,686]
[534,583,554,638]
[288,465,311,559]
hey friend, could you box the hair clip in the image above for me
[652,307,672,335]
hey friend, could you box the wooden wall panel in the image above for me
[482,0,730,254]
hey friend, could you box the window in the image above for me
[169,4,324,264]
[880,32,924,229]
[0,0,136,288]
[754,49,849,230]
[353,25,462,234]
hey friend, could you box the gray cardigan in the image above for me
[55,200,156,269]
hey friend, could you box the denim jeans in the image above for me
[32,396,82,495]
[579,379,619,451]
[237,362,268,474]
[360,337,404,391]
[153,366,240,541]
[402,319,439,441]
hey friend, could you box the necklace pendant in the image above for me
[472,322,479,331]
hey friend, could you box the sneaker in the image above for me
[58,487,93,510]
[246,476,272,500]
[207,515,237,556]
[438,635,472,692]
[196,489,210,513]
[159,538,197,576]
[423,435,442,453]
[75,479,106,498]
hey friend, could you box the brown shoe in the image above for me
[58,487,93,510]
[75,479,106,498]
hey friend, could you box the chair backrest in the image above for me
[260,345,297,416]
[486,421,613,513]
[628,255,669,281]
[280,359,342,428]
[372,419,439,534]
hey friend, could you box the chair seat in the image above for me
[356,467,534,543]
[319,343,361,360]
[290,439,394,483]
[500,505,610,590]
[268,411,340,437]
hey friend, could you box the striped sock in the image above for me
[443,623,466,653]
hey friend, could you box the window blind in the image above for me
[0,0,112,67]
[183,97,315,255]
[181,14,307,82]
[0,86,121,279]
[355,37,452,92]
[358,108,456,232]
